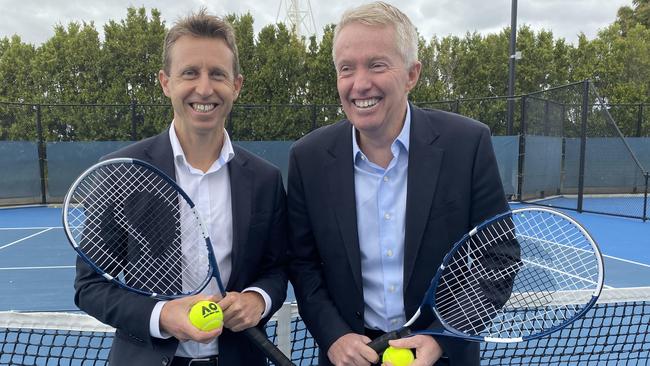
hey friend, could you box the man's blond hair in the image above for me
[332,1,418,67]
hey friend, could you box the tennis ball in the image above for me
[188,300,223,331]
[382,346,414,366]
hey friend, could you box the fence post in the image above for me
[637,104,643,138]
[516,95,527,201]
[311,104,317,132]
[35,104,47,204]
[643,172,648,222]
[453,99,460,114]
[577,80,589,213]
[130,100,137,141]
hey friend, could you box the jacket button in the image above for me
[355,311,362,319]
[162,356,170,365]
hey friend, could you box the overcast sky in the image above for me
[0,0,634,46]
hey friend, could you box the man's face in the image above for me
[159,35,242,136]
[333,23,420,140]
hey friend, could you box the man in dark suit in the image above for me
[287,2,509,365]
[74,9,288,366]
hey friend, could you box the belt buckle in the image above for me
[188,357,218,366]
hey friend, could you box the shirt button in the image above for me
[391,319,399,325]
[384,213,391,220]
[389,285,396,293]
[383,176,389,182]
[386,249,393,257]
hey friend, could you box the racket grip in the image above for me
[367,327,413,353]
[243,327,294,366]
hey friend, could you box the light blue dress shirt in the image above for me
[353,105,411,332]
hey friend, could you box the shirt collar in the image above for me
[352,103,411,162]
[168,121,235,173]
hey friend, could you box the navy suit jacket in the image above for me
[74,131,289,366]
[287,104,509,365]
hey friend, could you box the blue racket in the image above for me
[63,157,293,366]
[368,207,604,352]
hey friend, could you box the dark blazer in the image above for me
[287,104,509,365]
[74,131,288,366]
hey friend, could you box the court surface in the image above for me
[0,203,649,311]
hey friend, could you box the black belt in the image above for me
[170,355,218,366]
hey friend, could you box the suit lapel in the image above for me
[326,123,363,296]
[226,149,252,289]
[143,132,176,179]
[403,106,443,289]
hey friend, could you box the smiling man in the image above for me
[287,2,508,365]
[74,9,288,366]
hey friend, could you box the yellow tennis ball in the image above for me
[382,346,414,366]
[188,301,223,331]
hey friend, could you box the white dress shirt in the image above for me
[353,105,411,331]
[148,122,271,358]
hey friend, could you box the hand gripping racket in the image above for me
[63,158,294,366]
[368,207,604,352]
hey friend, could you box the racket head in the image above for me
[429,207,604,342]
[63,158,223,299]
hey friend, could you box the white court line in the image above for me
[0,226,61,230]
[0,228,55,250]
[603,254,650,269]
[0,265,74,270]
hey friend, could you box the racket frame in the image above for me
[63,157,295,366]
[372,207,605,348]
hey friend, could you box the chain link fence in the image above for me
[1,82,648,219]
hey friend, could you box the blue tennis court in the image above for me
[1,203,649,311]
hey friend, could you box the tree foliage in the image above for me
[0,4,649,141]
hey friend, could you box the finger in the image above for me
[359,343,380,365]
[217,293,236,311]
[388,337,418,348]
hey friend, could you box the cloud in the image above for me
[0,0,634,45]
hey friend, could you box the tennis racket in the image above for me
[368,207,604,353]
[63,158,294,366]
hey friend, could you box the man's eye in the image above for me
[212,72,226,80]
[338,66,351,75]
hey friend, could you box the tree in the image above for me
[0,35,37,139]
[101,7,168,139]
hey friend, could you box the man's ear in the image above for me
[406,61,422,92]
[159,70,171,97]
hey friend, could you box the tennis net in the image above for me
[1,287,649,365]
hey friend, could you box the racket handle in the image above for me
[244,327,294,366]
[367,327,413,353]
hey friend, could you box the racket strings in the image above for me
[434,210,601,340]
[66,162,212,297]
[435,219,520,335]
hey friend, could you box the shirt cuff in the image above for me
[243,287,272,318]
[150,300,173,339]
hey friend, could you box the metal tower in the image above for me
[276,0,317,38]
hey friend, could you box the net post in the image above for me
[274,302,292,358]
[35,104,47,204]
[577,80,589,213]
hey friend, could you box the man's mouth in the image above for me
[353,98,380,109]
[191,103,216,113]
